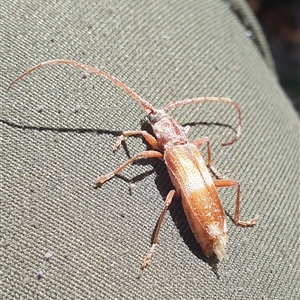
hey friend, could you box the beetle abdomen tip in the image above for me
[214,235,228,260]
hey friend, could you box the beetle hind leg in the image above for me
[141,190,176,269]
[214,179,258,226]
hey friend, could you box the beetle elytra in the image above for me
[9,59,258,269]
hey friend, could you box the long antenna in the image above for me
[8,59,156,114]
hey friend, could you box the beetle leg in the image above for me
[193,137,225,179]
[113,130,160,152]
[96,150,163,185]
[214,179,258,226]
[141,190,176,269]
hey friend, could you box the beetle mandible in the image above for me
[8,59,258,269]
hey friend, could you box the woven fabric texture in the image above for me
[1,0,299,299]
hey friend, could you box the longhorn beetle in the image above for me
[9,59,258,269]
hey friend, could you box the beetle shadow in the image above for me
[0,118,123,137]
[149,158,220,278]
[182,121,236,138]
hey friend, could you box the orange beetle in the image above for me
[9,59,258,269]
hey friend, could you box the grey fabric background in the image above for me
[1,0,299,299]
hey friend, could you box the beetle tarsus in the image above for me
[113,135,124,152]
[96,172,115,185]
[236,217,259,227]
[141,244,156,269]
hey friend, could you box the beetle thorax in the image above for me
[150,111,188,149]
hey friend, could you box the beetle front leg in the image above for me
[113,131,160,152]
[214,179,258,226]
[141,190,176,269]
[96,150,163,185]
[193,137,225,179]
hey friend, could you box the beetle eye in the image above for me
[148,112,161,123]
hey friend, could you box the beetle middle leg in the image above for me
[193,137,225,179]
[214,179,258,227]
[141,190,176,269]
[96,150,163,185]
